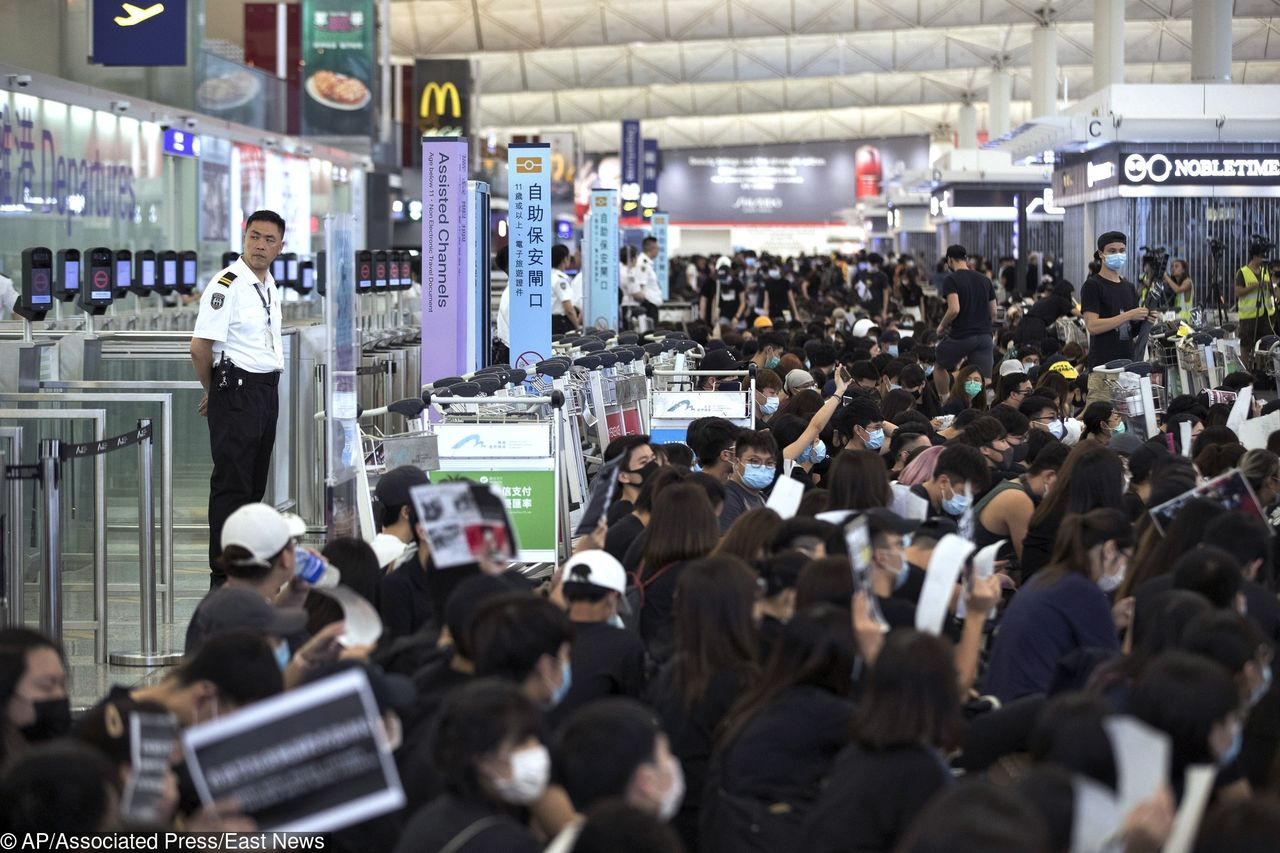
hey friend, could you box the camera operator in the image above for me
[1236,238,1276,369]
[1163,258,1194,323]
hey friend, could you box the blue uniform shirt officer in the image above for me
[190,209,287,587]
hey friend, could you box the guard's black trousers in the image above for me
[207,371,280,586]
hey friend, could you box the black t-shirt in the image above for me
[765,278,792,316]
[717,278,744,317]
[545,620,648,729]
[867,271,890,309]
[1025,293,1073,325]
[942,269,996,338]
[604,513,645,562]
[698,275,718,321]
[1080,274,1139,368]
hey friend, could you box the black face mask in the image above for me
[19,697,72,742]
[628,460,659,486]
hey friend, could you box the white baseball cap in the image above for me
[998,359,1027,377]
[221,503,293,564]
[280,512,308,539]
[562,550,631,612]
[852,318,875,338]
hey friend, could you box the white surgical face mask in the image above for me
[660,755,686,820]
[492,744,551,805]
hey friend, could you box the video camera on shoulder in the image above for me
[1250,234,1276,261]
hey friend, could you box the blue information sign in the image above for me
[586,189,619,331]
[93,0,188,66]
[506,144,553,369]
[651,212,670,301]
[620,119,641,215]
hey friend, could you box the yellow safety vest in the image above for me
[1238,265,1274,319]
[1172,276,1193,321]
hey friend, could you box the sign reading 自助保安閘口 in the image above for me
[302,0,375,136]
[93,0,188,66]
[586,189,620,331]
[506,144,552,370]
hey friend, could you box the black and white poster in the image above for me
[182,668,404,832]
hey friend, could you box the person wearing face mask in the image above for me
[394,680,550,853]
[753,370,784,423]
[751,332,787,373]
[1020,395,1067,442]
[553,699,686,847]
[720,431,778,532]
[831,396,886,455]
[0,629,71,764]
[983,508,1132,703]
[1079,401,1126,447]
[1130,652,1249,802]
[941,364,988,417]
[863,509,924,628]
[897,444,990,524]
[764,263,802,323]
[973,443,1069,564]
[545,551,647,727]
[602,436,659,524]
[1082,231,1155,404]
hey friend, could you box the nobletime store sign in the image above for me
[1059,145,1280,200]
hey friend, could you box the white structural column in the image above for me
[1030,23,1058,117]
[1093,0,1125,89]
[987,70,1012,137]
[957,102,978,149]
[1191,0,1233,83]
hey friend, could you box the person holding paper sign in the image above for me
[983,509,1132,703]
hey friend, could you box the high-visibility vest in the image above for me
[1238,266,1274,319]
[1173,276,1193,321]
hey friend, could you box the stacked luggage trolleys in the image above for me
[1173,326,1248,397]
[1093,358,1168,441]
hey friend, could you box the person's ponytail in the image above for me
[1046,508,1133,578]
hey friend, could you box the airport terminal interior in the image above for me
[1,0,1280,849]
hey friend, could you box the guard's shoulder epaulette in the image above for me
[215,272,236,287]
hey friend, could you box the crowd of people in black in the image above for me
[5,231,1280,852]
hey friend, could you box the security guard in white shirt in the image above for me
[189,210,287,586]
[551,244,580,334]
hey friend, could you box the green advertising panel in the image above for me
[429,469,557,555]
[301,0,375,136]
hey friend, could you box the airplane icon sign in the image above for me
[115,2,164,26]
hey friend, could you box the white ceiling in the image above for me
[389,0,1280,148]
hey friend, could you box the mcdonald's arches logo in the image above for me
[420,82,461,120]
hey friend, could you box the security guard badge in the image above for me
[211,293,225,309]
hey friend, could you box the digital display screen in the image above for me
[140,260,155,288]
[302,267,315,292]
[116,260,131,288]
[29,268,52,304]
[272,259,286,282]
[357,260,372,289]
[163,260,176,286]
[90,268,112,301]
[63,261,79,291]
[183,259,197,285]
[287,258,298,282]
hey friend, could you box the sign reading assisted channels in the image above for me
[421,137,469,382]
[182,668,403,832]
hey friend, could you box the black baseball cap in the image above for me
[375,465,430,508]
[1097,231,1127,251]
[946,245,969,261]
[862,507,920,537]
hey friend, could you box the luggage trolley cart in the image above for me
[1176,332,1220,397]
[1146,325,1184,399]
[525,359,592,518]
[1256,335,1280,398]
[1104,361,1167,440]
[423,388,572,569]
[648,364,757,448]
